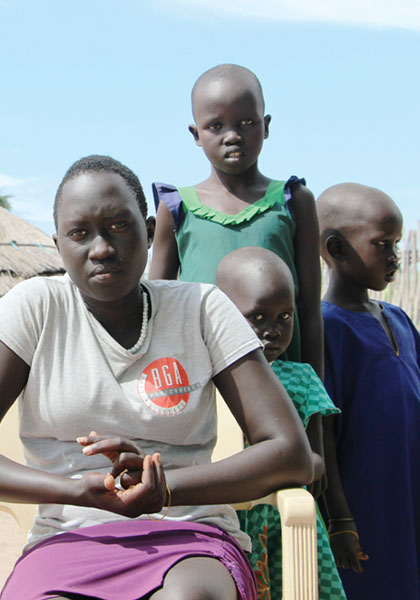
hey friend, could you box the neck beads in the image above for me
[127,286,149,354]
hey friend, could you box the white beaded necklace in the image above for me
[127,287,149,354]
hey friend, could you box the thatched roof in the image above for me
[0,207,64,296]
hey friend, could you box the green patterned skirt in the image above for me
[237,503,346,600]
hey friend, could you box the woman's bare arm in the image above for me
[0,341,29,422]
[0,344,317,515]
[83,349,319,508]
[160,349,317,506]
[0,342,78,505]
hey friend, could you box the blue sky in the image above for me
[0,0,419,236]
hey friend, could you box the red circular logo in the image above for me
[138,357,193,415]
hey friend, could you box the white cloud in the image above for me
[0,175,57,235]
[0,174,24,187]
[154,0,420,31]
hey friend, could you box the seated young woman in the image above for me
[0,155,319,600]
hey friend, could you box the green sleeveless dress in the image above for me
[153,179,301,362]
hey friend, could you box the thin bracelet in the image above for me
[148,481,172,521]
[328,516,355,523]
[329,530,359,540]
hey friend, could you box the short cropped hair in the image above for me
[54,155,147,227]
[191,63,265,114]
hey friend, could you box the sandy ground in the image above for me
[0,512,25,590]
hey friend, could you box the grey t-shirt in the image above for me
[0,275,261,550]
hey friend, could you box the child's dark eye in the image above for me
[249,313,264,323]
[278,312,292,321]
[208,122,222,130]
[109,221,127,231]
[240,119,254,126]
[68,229,87,240]
[375,240,400,249]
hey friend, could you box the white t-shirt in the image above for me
[0,275,261,550]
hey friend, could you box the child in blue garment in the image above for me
[316,183,420,600]
[216,246,346,600]
[148,63,322,378]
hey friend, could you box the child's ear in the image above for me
[188,124,202,147]
[146,216,156,249]
[325,234,346,262]
[264,114,271,139]
[53,233,60,252]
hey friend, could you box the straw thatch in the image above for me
[0,207,64,296]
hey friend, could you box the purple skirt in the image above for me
[1,520,256,600]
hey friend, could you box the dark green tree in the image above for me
[0,193,12,210]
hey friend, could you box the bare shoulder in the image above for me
[288,184,317,232]
[289,183,315,210]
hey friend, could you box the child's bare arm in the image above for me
[148,201,180,280]
[323,416,368,572]
[289,185,324,379]
[305,413,325,498]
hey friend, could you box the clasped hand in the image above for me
[76,431,167,518]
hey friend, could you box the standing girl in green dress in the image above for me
[149,63,322,379]
[149,65,324,493]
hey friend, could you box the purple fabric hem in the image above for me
[1,520,256,600]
